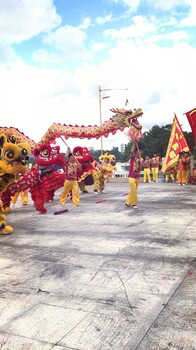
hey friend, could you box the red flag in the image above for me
[162,114,190,173]
[184,108,196,141]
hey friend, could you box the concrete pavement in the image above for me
[0,181,195,350]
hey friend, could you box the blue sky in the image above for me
[0,0,196,151]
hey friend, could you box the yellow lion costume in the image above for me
[0,134,31,234]
[99,152,117,181]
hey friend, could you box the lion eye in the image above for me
[21,148,28,156]
[42,149,48,156]
[5,150,14,159]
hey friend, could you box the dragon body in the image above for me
[0,108,143,147]
[1,107,143,218]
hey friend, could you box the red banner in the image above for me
[162,114,190,173]
[184,108,196,141]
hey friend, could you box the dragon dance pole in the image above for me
[60,136,80,164]
[99,86,103,155]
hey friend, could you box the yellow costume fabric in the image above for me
[125,178,139,206]
[143,168,151,183]
[60,180,80,206]
[11,190,28,205]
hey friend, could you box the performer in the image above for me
[165,167,176,183]
[11,189,28,206]
[73,146,100,193]
[59,148,80,206]
[125,142,143,209]
[183,152,191,184]
[177,152,186,185]
[151,152,160,182]
[142,155,151,183]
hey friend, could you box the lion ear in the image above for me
[7,136,16,144]
[0,134,6,148]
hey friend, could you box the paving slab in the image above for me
[0,182,195,350]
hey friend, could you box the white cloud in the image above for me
[79,17,92,30]
[180,0,196,26]
[145,0,187,11]
[92,43,107,52]
[1,37,195,151]
[43,25,87,52]
[96,14,113,25]
[0,0,61,44]
[112,0,141,11]
[145,30,190,44]
[0,43,19,65]
[105,16,156,39]
[33,25,93,64]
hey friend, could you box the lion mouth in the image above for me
[16,157,29,166]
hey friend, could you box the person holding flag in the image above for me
[183,151,191,184]
[177,152,186,186]
[162,114,190,176]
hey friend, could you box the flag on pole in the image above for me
[184,108,196,142]
[162,114,190,173]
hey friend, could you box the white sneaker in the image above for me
[132,205,138,209]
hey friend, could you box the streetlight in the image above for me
[98,86,128,155]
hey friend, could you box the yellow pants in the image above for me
[143,168,151,182]
[177,170,186,184]
[184,170,190,184]
[125,177,139,206]
[166,174,175,182]
[11,190,28,205]
[151,167,159,181]
[60,180,80,206]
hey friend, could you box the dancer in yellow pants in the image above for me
[59,148,80,206]
[142,155,151,183]
[11,189,28,205]
[125,142,143,209]
[165,167,176,183]
[151,153,160,182]
[177,152,186,185]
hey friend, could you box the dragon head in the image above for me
[110,107,143,130]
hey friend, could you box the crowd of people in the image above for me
[142,152,161,183]
[125,143,192,209]
[141,151,191,185]
[6,145,192,211]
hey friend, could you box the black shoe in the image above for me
[131,205,138,209]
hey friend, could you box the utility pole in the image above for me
[98,86,128,155]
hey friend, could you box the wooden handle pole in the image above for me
[60,136,80,165]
